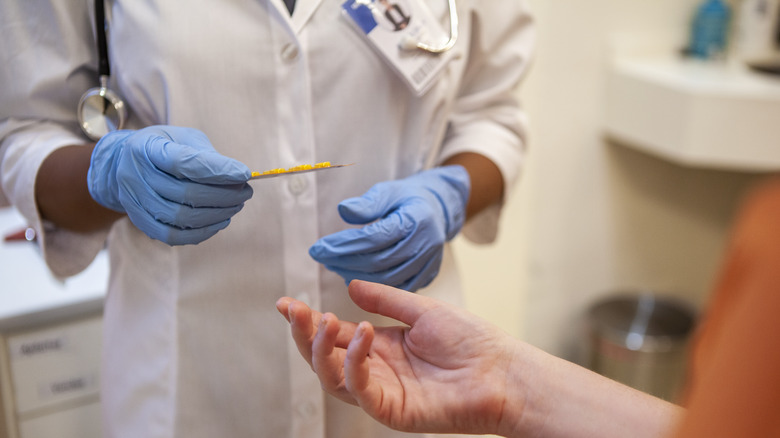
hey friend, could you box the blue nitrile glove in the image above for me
[309,165,470,292]
[87,125,253,245]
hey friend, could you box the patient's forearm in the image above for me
[500,343,684,438]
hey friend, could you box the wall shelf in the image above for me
[604,55,780,172]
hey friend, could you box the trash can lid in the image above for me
[588,293,696,351]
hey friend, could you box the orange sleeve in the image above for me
[673,177,780,437]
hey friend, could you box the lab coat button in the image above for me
[288,175,308,195]
[281,43,300,61]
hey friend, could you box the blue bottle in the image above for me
[688,0,732,59]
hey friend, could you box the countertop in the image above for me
[0,208,108,332]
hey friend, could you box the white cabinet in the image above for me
[0,207,108,438]
[605,55,780,171]
[7,317,102,415]
[17,402,102,438]
[1,317,103,438]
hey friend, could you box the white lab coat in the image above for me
[0,1,534,437]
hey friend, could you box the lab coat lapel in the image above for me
[269,0,326,33]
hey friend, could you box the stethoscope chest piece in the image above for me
[78,75,127,141]
[78,0,127,141]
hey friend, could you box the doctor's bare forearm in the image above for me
[35,144,124,232]
[443,152,504,219]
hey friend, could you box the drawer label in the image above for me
[38,373,97,400]
[10,335,68,360]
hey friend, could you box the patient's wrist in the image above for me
[495,342,550,438]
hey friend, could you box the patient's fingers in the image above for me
[275,297,295,322]
[277,297,362,366]
[344,322,378,410]
[288,300,319,365]
[312,314,351,399]
[349,280,440,327]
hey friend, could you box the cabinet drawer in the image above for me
[6,316,102,414]
[18,401,101,438]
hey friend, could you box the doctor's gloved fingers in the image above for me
[310,238,427,273]
[125,207,232,245]
[395,254,441,292]
[336,176,420,224]
[322,249,442,291]
[118,190,247,230]
[309,214,413,263]
[312,231,441,277]
[140,169,254,207]
[141,130,252,184]
[337,186,402,224]
[140,125,213,151]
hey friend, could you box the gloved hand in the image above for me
[309,165,470,291]
[87,125,253,245]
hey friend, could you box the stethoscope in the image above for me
[75,0,457,141]
[360,0,457,54]
[77,0,127,141]
[399,0,458,53]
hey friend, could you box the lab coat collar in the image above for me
[271,0,325,34]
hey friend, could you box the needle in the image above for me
[249,163,354,180]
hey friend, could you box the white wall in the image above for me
[455,0,770,364]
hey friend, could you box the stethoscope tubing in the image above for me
[95,0,111,77]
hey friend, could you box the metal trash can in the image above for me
[587,292,696,401]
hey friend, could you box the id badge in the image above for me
[341,0,456,95]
